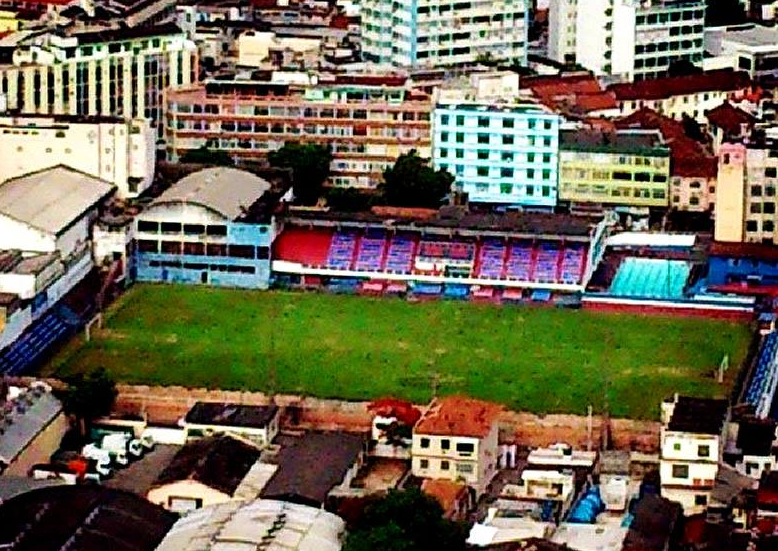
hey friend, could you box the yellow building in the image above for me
[714,142,747,243]
[411,396,502,498]
[559,128,671,208]
[0,10,20,33]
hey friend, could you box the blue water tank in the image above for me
[567,486,606,523]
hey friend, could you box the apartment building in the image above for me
[361,0,529,68]
[575,0,706,82]
[432,73,560,207]
[660,395,728,515]
[705,24,778,83]
[0,114,154,198]
[166,73,432,189]
[715,137,778,245]
[548,0,577,65]
[0,24,198,138]
[411,396,501,497]
[558,128,671,209]
[608,69,755,123]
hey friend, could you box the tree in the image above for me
[705,0,746,26]
[380,150,454,208]
[179,143,234,166]
[343,489,467,551]
[268,142,332,205]
[325,187,377,212]
[62,368,118,436]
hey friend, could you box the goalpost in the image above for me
[84,313,103,342]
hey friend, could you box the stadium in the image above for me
[0,167,770,419]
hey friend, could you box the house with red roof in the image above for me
[522,73,621,120]
[607,69,758,124]
[412,396,502,497]
[616,107,718,212]
[706,101,757,154]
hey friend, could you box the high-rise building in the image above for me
[574,0,706,82]
[548,0,578,65]
[0,24,198,138]
[166,73,432,189]
[361,0,529,69]
[431,72,561,208]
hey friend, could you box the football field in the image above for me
[44,284,754,419]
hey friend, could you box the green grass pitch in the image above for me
[44,283,754,419]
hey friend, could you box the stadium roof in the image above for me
[151,436,262,496]
[608,70,752,101]
[414,396,502,438]
[260,432,364,507]
[607,232,696,249]
[151,167,272,221]
[154,499,345,551]
[0,485,175,551]
[0,387,63,469]
[184,402,279,428]
[0,166,115,236]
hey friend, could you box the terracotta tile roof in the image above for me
[615,107,717,178]
[705,101,756,134]
[608,70,753,101]
[421,478,467,514]
[414,396,501,438]
[523,73,617,115]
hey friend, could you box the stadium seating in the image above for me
[385,234,416,273]
[326,232,359,270]
[534,244,561,283]
[609,258,691,299]
[354,232,387,272]
[417,240,475,262]
[505,243,534,281]
[477,241,508,279]
[0,306,79,375]
[559,245,586,284]
[747,333,778,412]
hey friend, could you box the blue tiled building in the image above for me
[134,167,278,289]
[432,100,561,208]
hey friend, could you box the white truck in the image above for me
[101,433,144,460]
[83,443,128,467]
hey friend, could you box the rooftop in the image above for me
[414,396,502,438]
[150,167,272,221]
[184,401,279,429]
[522,72,618,116]
[66,22,185,45]
[260,431,364,507]
[421,478,467,515]
[0,485,175,551]
[707,23,778,48]
[559,128,668,156]
[151,436,262,496]
[0,166,115,236]
[608,70,752,101]
[154,499,345,551]
[0,384,63,470]
[666,396,728,435]
[705,101,756,134]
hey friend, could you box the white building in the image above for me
[411,396,502,497]
[659,395,729,515]
[548,0,578,65]
[704,24,778,83]
[0,24,198,139]
[361,0,529,68]
[0,115,154,198]
[574,0,706,82]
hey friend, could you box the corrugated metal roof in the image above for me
[155,499,345,551]
[0,166,115,235]
[0,391,63,467]
[151,168,272,221]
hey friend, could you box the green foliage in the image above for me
[62,367,118,423]
[380,150,454,208]
[705,0,746,26]
[47,285,752,420]
[179,144,234,166]
[325,187,377,212]
[344,489,467,551]
[268,142,332,205]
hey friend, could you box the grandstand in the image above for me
[271,208,609,302]
[584,233,756,318]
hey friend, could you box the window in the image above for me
[456,132,464,143]
[527,153,535,163]
[138,240,158,253]
[673,442,681,451]
[501,183,513,194]
[478,116,489,127]
[527,168,535,179]
[183,224,205,235]
[229,245,255,259]
[441,114,449,125]
[456,463,474,474]
[542,169,551,180]
[767,168,778,178]
[478,134,489,144]
[441,132,449,142]
[528,119,536,129]
[747,220,759,232]
[765,221,775,232]
[456,149,464,159]
[502,135,514,145]
[478,150,489,160]
[503,118,514,128]
[698,445,710,458]
[694,494,708,506]
[161,222,181,234]
[502,152,513,162]
[543,153,551,164]
[477,167,489,177]
[441,439,450,450]
[420,459,429,469]
[168,497,203,513]
[456,115,464,125]
[672,464,689,479]
[501,168,513,178]
[752,185,763,197]
[441,460,450,470]
[421,438,430,448]
[138,221,159,233]
[456,442,475,454]
[206,225,227,237]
